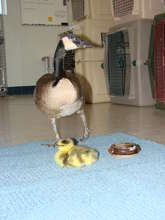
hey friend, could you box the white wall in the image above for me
[4,0,67,87]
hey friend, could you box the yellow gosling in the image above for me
[55,139,99,168]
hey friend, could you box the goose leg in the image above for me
[77,109,89,140]
[42,118,60,147]
[50,117,60,145]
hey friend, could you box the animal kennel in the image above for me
[104,19,155,106]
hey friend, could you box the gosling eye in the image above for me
[61,140,69,145]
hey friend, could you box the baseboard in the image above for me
[7,86,35,95]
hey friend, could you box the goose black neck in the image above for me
[53,40,66,78]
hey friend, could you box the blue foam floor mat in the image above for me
[0,133,165,220]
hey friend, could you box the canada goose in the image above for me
[55,138,99,168]
[34,32,93,145]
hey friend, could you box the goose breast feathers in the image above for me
[34,73,83,117]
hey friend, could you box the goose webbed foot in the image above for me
[41,139,59,148]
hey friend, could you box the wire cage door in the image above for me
[112,0,134,18]
[107,30,131,96]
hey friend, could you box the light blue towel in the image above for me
[0,133,165,220]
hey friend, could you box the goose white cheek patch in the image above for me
[62,37,78,51]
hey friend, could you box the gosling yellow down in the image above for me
[55,139,99,168]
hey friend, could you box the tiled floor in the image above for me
[0,95,165,146]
